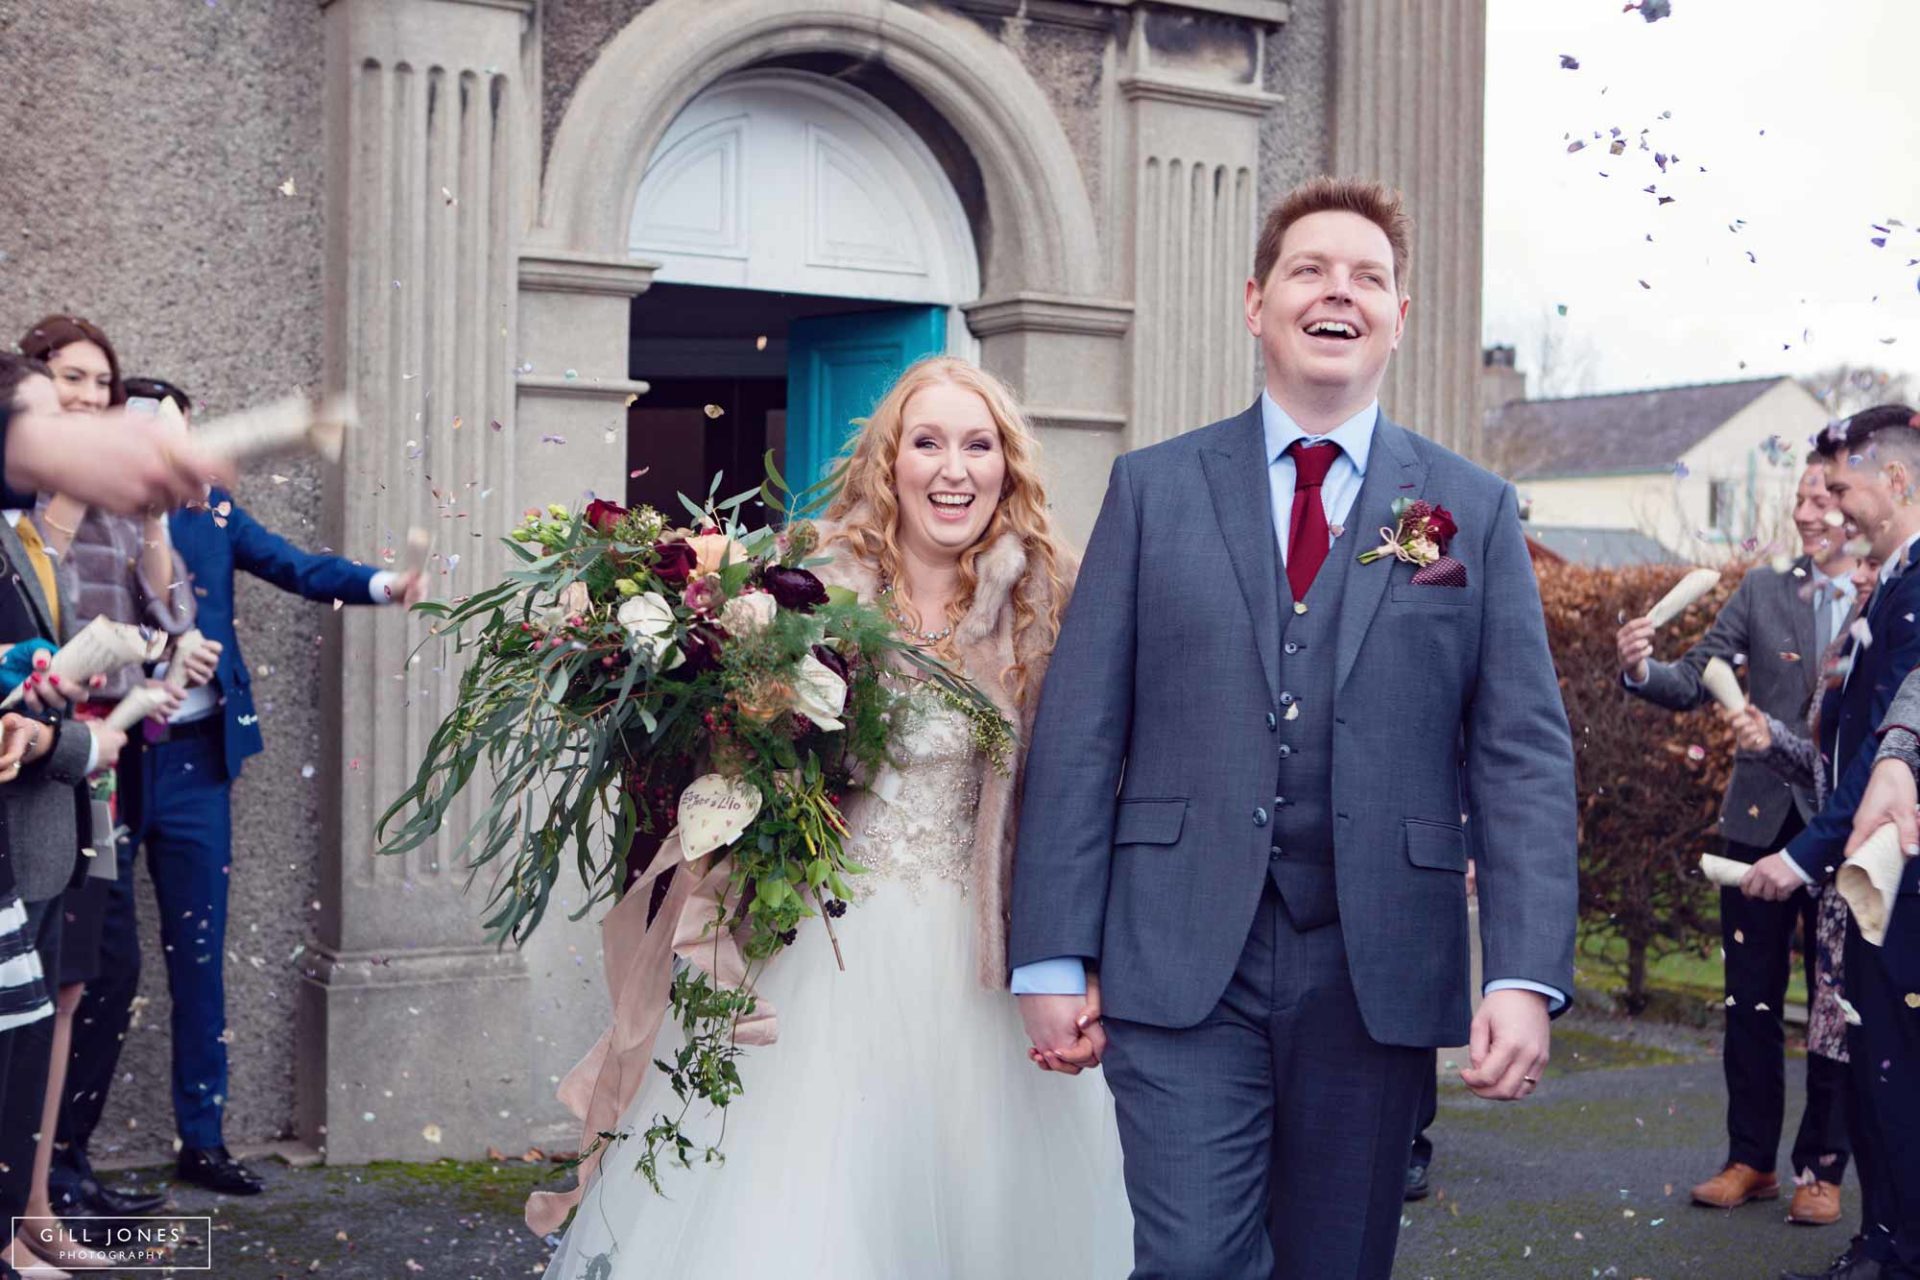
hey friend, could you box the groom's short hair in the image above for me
[1253,177,1412,295]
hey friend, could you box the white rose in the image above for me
[617,592,684,670]
[718,590,778,637]
[790,652,847,731]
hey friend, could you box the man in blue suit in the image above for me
[55,378,425,1203]
[1009,179,1577,1279]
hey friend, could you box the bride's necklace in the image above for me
[879,577,953,644]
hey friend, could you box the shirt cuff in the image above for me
[1009,957,1087,997]
[1485,978,1568,1013]
[1780,849,1818,886]
[369,571,400,604]
[84,727,98,775]
[1620,667,1649,690]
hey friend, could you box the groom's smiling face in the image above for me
[1247,209,1408,406]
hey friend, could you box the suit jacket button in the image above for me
[1279,692,1295,706]
[1253,808,1268,827]
[1266,712,1277,730]
[1278,744,1291,757]
[1284,642,1300,655]
[1270,845,1283,859]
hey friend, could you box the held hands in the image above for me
[1019,973,1106,1076]
[1615,616,1656,684]
[1722,705,1773,753]
[1844,757,1920,861]
[1460,987,1550,1101]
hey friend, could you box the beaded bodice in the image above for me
[853,691,982,898]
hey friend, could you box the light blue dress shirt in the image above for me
[1011,394,1564,1012]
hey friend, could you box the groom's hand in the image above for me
[1019,993,1102,1075]
[1459,988,1550,1101]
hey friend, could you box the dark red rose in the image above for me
[652,540,698,585]
[584,498,627,533]
[762,565,829,613]
[809,643,850,684]
[1425,505,1458,548]
[676,624,724,675]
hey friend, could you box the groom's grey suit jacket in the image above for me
[1008,404,1578,1047]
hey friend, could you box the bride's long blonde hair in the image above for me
[821,356,1069,706]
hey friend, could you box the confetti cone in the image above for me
[1836,823,1905,947]
[1701,657,1746,712]
[1647,568,1721,628]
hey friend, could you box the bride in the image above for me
[542,356,1134,1278]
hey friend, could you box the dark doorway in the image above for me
[627,283,906,516]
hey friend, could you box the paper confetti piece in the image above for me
[278,176,297,197]
[703,404,725,419]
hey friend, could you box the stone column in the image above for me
[963,293,1133,548]
[1119,7,1286,446]
[1331,0,1486,459]
[304,0,557,1164]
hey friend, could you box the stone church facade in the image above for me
[0,0,1483,1162]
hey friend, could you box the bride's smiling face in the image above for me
[890,381,1006,563]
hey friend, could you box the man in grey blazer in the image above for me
[1009,177,1578,1279]
[1615,466,1854,1222]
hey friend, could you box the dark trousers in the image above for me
[1102,883,1431,1280]
[1721,821,1850,1180]
[1845,917,1920,1276]
[60,730,232,1168]
[0,896,61,1223]
[1409,1053,1438,1168]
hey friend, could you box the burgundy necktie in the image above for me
[1285,440,1341,601]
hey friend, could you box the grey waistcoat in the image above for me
[1265,514,1355,932]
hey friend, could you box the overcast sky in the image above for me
[1481,0,1920,401]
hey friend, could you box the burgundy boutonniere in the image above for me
[1358,498,1467,586]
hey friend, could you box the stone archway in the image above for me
[519,0,1133,547]
[532,0,1102,298]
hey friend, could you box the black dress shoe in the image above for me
[53,1147,170,1216]
[54,1176,168,1217]
[174,1145,265,1196]
[1781,1236,1884,1279]
[1404,1161,1431,1202]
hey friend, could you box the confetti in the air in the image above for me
[703,404,725,420]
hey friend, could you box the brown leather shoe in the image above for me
[1789,1180,1844,1225]
[1691,1162,1781,1208]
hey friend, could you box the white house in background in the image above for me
[1483,376,1830,567]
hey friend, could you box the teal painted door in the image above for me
[787,306,947,492]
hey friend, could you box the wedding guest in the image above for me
[1616,461,1853,1222]
[13,319,192,1228]
[56,375,420,1200]
[0,353,136,1277]
[1738,404,1920,1280]
[1726,551,1880,1234]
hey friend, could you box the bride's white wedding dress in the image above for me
[542,693,1134,1279]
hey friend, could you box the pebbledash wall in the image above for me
[0,0,1483,1164]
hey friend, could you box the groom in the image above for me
[1009,176,1578,1278]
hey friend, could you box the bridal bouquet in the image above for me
[378,471,1009,1191]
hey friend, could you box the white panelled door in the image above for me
[629,71,979,308]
